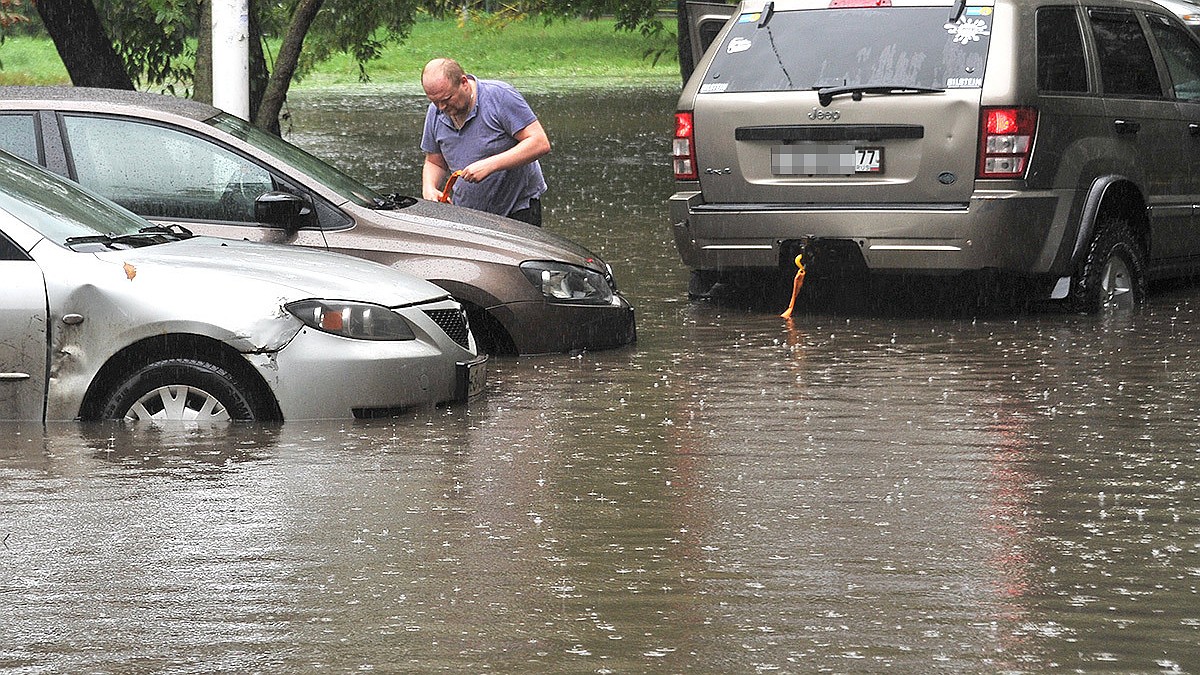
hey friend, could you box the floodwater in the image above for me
[4,84,1200,673]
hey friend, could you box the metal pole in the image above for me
[211,0,250,119]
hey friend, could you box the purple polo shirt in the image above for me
[421,76,547,216]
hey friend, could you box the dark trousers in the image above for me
[508,198,542,227]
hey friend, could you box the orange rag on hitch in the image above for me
[779,254,806,319]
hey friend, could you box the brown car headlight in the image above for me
[520,261,614,304]
[285,299,416,340]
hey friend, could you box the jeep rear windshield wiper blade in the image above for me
[816,84,945,107]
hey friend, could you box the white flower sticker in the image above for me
[945,17,990,44]
[727,37,752,54]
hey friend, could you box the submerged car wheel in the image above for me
[1068,214,1146,314]
[100,358,262,421]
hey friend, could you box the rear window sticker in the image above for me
[945,16,990,44]
[727,37,753,54]
[737,12,762,23]
[700,83,730,93]
[965,6,993,15]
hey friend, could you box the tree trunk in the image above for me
[254,0,323,135]
[248,5,270,123]
[194,0,212,103]
[35,0,134,89]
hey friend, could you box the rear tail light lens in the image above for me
[674,111,698,180]
[978,107,1038,179]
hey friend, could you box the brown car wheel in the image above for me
[1068,214,1146,314]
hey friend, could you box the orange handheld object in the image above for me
[438,170,463,203]
[779,253,806,319]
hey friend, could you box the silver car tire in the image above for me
[1068,214,1146,314]
[99,358,262,422]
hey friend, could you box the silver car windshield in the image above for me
[208,112,385,209]
[0,151,149,245]
[703,6,993,93]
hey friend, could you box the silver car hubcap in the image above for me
[126,385,231,421]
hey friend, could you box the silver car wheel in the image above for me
[95,358,265,422]
[125,384,232,421]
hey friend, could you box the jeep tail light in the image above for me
[673,111,698,180]
[978,107,1038,179]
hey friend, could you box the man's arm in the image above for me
[457,120,551,184]
[422,152,451,201]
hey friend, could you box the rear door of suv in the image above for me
[1142,7,1200,263]
[690,0,992,209]
[1087,6,1192,262]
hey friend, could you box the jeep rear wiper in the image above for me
[816,84,945,107]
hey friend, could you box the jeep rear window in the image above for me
[699,6,992,93]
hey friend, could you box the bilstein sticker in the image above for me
[727,37,752,54]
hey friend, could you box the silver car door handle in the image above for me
[1114,119,1140,135]
[0,372,31,381]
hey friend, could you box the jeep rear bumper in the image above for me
[669,188,1077,277]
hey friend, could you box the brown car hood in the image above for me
[353,197,613,273]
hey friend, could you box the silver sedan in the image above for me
[0,151,486,422]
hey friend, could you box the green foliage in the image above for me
[0,0,30,29]
[96,0,195,88]
[290,0,419,81]
[0,7,677,88]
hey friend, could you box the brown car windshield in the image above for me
[703,5,993,94]
[208,112,391,209]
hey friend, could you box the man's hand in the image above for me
[422,153,451,201]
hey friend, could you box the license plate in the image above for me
[772,145,884,175]
[456,355,488,401]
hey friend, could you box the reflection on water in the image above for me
[4,85,1200,672]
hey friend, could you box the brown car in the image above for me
[0,86,635,354]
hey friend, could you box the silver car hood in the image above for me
[106,235,450,306]
[368,199,611,271]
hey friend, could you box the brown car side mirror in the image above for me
[255,191,313,231]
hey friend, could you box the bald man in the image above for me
[420,57,551,226]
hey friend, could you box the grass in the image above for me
[0,15,681,89]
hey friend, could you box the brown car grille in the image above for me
[423,308,470,350]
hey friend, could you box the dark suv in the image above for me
[671,0,1200,311]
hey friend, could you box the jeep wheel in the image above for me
[1067,215,1146,314]
[98,358,266,422]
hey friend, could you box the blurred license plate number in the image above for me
[456,355,487,401]
[772,145,883,175]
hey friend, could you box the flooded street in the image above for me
[5,84,1200,672]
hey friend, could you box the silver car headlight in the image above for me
[285,299,416,341]
[520,261,614,304]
